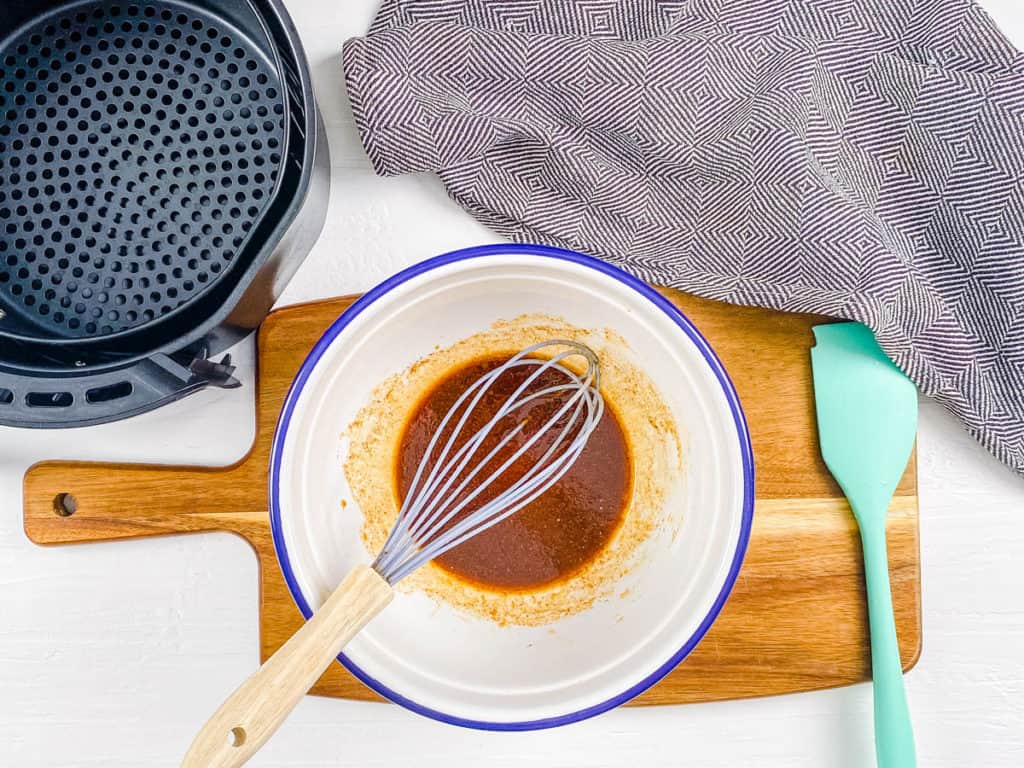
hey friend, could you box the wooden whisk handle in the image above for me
[181,565,393,768]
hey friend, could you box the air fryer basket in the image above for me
[0,0,329,426]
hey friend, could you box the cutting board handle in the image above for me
[23,459,263,546]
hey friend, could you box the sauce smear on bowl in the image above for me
[395,355,632,592]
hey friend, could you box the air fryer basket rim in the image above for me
[0,0,292,348]
[0,0,321,374]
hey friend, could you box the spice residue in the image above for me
[344,315,682,626]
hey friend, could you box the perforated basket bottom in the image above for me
[0,1,285,339]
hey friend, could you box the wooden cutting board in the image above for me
[22,290,921,705]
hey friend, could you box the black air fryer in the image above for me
[0,0,330,427]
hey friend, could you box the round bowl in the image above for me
[269,244,754,730]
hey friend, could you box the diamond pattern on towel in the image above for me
[344,0,1024,475]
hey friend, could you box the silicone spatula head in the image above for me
[810,323,918,519]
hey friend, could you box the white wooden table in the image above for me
[2,2,1023,765]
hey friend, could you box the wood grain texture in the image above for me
[183,565,393,768]
[22,289,921,705]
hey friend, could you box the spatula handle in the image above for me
[181,564,393,768]
[860,520,916,768]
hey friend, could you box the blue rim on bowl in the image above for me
[268,243,755,731]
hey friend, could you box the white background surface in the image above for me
[2,1,1023,765]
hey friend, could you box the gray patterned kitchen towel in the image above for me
[342,0,1024,476]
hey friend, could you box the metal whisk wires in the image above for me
[372,340,603,584]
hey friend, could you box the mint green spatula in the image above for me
[811,322,918,768]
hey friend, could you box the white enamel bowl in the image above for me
[269,244,754,730]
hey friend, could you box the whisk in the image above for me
[183,340,603,768]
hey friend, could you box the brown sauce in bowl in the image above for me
[395,355,632,592]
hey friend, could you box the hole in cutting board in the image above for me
[53,493,77,517]
[229,727,246,747]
